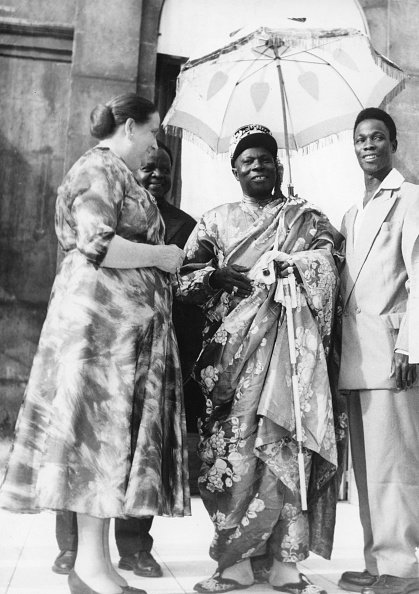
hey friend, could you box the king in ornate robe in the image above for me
[179,195,346,575]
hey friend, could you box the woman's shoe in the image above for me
[68,570,105,594]
[68,570,146,594]
[52,549,76,574]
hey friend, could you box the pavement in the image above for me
[0,497,364,594]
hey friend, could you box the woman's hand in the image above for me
[101,236,184,270]
[276,260,302,283]
[210,264,253,298]
[154,244,185,274]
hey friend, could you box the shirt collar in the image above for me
[357,168,405,212]
[379,168,404,190]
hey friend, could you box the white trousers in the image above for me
[347,389,419,578]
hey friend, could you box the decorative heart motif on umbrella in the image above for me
[298,71,319,101]
[250,82,270,111]
[207,71,229,100]
[333,47,359,71]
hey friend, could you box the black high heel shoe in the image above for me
[68,570,146,594]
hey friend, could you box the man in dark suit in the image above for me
[139,141,197,250]
[52,141,203,579]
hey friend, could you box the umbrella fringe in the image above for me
[379,79,407,107]
[369,43,406,81]
[164,124,228,160]
[164,124,183,140]
[298,130,353,155]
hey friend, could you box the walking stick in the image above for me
[282,272,308,511]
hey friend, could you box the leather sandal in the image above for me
[194,573,254,593]
[272,572,327,594]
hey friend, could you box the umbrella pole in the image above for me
[283,273,308,511]
[275,58,294,198]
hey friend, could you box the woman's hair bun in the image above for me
[90,103,116,139]
[89,94,157,140]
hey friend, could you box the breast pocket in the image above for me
[379,219,403,236]
[380,222,392,233]
[375,220,402,256]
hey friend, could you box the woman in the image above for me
[0,93,189,594]
[179,125,346,594]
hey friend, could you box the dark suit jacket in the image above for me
[158,201,196,250]
[158,201,204,382]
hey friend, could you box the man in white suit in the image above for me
[338,108,419,594]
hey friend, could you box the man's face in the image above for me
[232,147,276,199]
[136,147,172,200]
[353,119,397,178]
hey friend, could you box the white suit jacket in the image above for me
[339,169,419,390]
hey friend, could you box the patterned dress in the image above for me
[179,196,346,572]
[0,147,190,519]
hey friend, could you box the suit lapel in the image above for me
[343,189,397,306]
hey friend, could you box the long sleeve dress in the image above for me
[0,146,190,519]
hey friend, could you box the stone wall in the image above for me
[64,0,144,171]
[0,1,76,461]
[360,0,419,182]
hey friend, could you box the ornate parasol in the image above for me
[164,26,405,196]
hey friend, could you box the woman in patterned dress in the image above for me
[179,125,346,594]
[0,93,189,594]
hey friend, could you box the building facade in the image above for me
[0,0,418,457]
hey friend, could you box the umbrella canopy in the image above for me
[163,26,405,158]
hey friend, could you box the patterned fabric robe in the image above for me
[179,196,346,570]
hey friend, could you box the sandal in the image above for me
[194,573,254,593]
[272,573,327,594]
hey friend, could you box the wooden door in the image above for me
[0,22,72,444]
[0,23,72,302]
